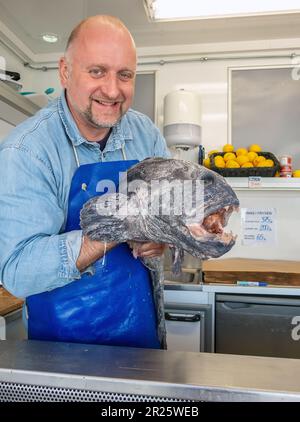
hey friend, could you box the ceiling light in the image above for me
[144,0,300,21]
[42,33,59,43]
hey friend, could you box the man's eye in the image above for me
[119,72,134,81]
[89,69,104,77]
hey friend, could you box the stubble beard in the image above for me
[83,102,123,129]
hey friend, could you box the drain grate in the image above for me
[0,382,183,402]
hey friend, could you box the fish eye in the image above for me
[203,174,215,186]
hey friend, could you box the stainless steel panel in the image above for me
[216,294,300,306]
[1,340,300,401]
[216,294,300,358]
[4,309,27,341]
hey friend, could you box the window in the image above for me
[229,65,300,168]
[131,72,156,122]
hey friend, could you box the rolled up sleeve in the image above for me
[0,146,82,298]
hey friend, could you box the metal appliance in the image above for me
[215,294,300,358]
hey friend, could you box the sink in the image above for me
[164,269,202,284]
[163,249,202,284]
[163,248,202,271]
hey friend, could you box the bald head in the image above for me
[65,15,136,62]
[59,14,137,141]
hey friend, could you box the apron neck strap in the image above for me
[72,144,80,168]
[121,145,127,160]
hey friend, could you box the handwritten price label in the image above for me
[248,176,262,188]
[241,208,277,246]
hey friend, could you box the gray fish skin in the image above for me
[80,158,240,349]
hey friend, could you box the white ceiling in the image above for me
[1,0,300,55]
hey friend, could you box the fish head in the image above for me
[126,158,240,260]
[179,163,240,259]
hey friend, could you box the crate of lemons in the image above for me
[203,144,280,177]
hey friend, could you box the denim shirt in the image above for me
[0,91,170,298]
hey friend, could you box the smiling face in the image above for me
[59,17,137,141]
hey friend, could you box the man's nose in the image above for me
[100,73,120,99]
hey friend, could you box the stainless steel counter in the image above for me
[1,340,300,401]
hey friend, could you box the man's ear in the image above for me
[59,56,69,88]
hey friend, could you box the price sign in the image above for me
[248,176,262,188]
[241,208,277,246]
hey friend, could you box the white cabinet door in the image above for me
[165,309,202,352]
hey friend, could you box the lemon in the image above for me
[236,148,248,156]
[247,151,258,162]
[257,159,274,167]
[226,160,240,168]
[203,158,211,168]
[293,170,300,177]
[223,144,234,153]
[253,156,266,167]
[264,159,274,167]
[241,162,254,168]
[223,152,236,162]
[214,156,225,168]
[249,144,262,153]
[236,155,249,166]
[214,155,225,162]
[208,149,219,157]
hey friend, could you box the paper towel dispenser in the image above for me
[163,89,202,149]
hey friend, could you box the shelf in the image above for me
[227,177,300,191]
[0,80,39,116]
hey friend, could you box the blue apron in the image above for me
[26,149,160,349]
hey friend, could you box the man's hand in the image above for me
[131,242,166,259]
[76,236,117,272]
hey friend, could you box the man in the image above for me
[0,15,170,348]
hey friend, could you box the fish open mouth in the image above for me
[187,205,239,244]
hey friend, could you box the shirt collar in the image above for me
[58,90,133,150]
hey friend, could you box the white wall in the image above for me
[27,66,61,99]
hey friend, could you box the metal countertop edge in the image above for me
[0,368,300,402]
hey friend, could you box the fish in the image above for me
[80,157,240,348]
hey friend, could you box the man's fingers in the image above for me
[139,249,161,258]
[137,242,166,258]
[138,242,159,252]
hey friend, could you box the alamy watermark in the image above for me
[291,54,300,81]
[291,316,300,341]
[93,172,205,222]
